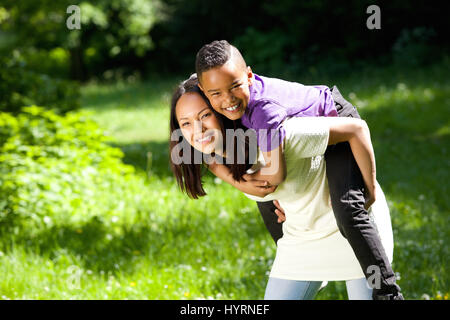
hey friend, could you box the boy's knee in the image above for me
[333,201,369,231]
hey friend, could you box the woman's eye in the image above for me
[181,122,190,127]
[201,113,210,119]
[231,84,241,90]
[211,92,220,97]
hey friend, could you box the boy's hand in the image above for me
[273,200,286,223]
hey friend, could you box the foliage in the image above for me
[0,0,162,80]
[233,27,290,76]
[0,52,80,113]
[151,0,449,75]
[1,1,447,80]
[391,27,440,67]
[0,106,148,237]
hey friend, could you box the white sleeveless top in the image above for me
[245,117,394,281]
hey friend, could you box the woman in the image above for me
[169,75,394,300]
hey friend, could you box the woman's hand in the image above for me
[208,163,277,197]
[273,200,286,223]
[239,174,278,197]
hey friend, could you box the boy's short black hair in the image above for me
[195,40,246,79]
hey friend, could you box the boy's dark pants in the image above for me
[256,85,401,298]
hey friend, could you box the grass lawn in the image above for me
[1,60,449,300]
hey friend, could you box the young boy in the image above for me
[195,40,403,300]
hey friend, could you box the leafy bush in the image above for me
[0,106,149,237]
[0,51,80,113]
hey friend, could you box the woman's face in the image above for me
[175,92,223,154]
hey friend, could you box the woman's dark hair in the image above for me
[169,73,253,199]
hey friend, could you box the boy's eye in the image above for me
[211,92,220,97]
[231,84,241,90]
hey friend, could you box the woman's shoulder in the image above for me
[282,116,331,140]
[283,116,331,129]
[282,117,331,159]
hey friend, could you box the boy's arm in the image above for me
[207,162,277,198]
[246,100,288,186]
[328,118,377,209]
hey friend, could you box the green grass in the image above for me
[1,59,449,300]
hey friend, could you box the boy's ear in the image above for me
[198,80,204,92]
[247,66,253,86]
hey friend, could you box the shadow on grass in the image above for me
[3,204,269,277]
[5,213,203,275]
[36,218,163,274]
[110,140,172,178]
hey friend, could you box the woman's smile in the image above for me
[195,133,214,144]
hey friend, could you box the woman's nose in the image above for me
[193,119,204,133]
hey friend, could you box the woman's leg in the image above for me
[345,278,373,300]
[264,277,322,300]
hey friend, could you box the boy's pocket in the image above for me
[331,85,361,119]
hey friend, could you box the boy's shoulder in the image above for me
[251,73,307,103]
[254,73,305,91]
[249,73,305,111]
[250,73,330,112]
[244,97,287,130]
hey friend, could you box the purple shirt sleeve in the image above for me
[249,100,287,152]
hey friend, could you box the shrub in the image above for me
[0,51,80,114]
[0,106,149,238]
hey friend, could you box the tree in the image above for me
[0,0,162,80]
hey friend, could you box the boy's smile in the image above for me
[198,60,253,121]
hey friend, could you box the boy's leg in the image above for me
[256,201,283,244]
[325,86,403,299]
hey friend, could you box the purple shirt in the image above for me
[241,74,338,152]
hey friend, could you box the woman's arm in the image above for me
[208,162,277,198]
[249,146,287,186]
[328,117,377,208]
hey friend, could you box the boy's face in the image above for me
[198,60,253,121]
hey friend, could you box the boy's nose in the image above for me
[222,92,236,106]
